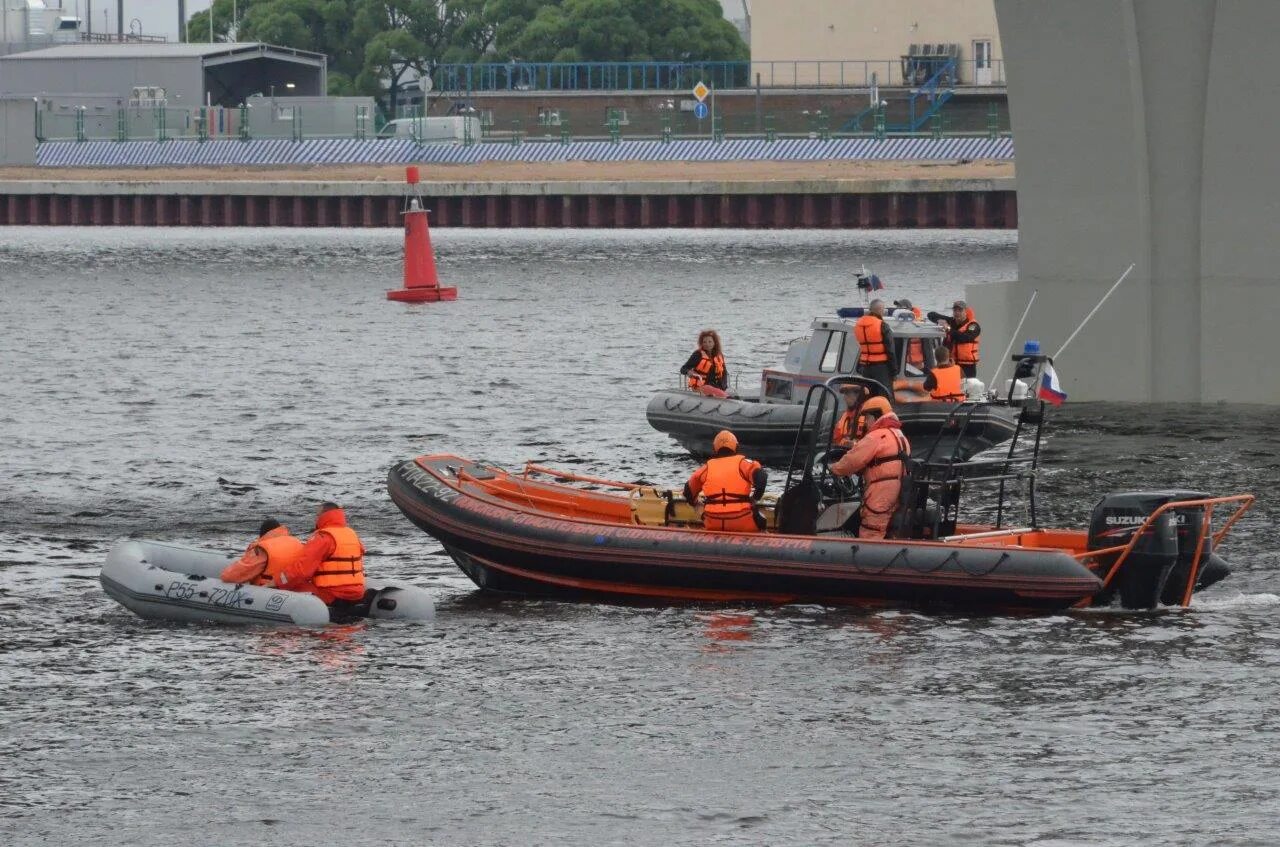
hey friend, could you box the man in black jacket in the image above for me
[927,300,981,378]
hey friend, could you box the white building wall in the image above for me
[749,0,1002,85]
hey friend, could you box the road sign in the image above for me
[692,81,709,102]
[693,102,709,120]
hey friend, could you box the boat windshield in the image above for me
[818,331,842,372]
[896,336,939,377]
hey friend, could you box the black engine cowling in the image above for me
[1087,490,1226,609]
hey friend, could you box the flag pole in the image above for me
[985,288,1037,389]
[1053,263,1136,360]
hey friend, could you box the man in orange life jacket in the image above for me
[680,329,728,392]
[273,502,366,605]
[892,298,926,369]
[830,397,911,540]
[219,518,304,586]
[853,299,897,402]
[684,430,768,533]
[833,383,871,446]
[927,300,981,379]
[922,346,967,402]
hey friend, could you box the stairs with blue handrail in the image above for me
[841,57,957,134]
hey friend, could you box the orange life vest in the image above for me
[833,410,868,444]
[313,525,365,591]
[952,320,980,366]
[255,530,304,586]
[905,308,924,366]
[688,351,726,390]
[699,455,761,521]
[854,315,888,364]
[929,364,966,402]
[861,427,912,510]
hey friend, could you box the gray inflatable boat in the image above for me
[100,539,434,627]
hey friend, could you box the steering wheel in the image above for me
[813,448,860,502]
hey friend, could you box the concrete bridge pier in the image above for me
[973,0,1280,402]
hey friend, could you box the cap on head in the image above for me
[861,396,893,418]
[893,298,913,309]
[952,299,968,310]
[712,430,738,453]
[258,518,281,537]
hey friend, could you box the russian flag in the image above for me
[869,274,884,291]
[1038,363,1068,406]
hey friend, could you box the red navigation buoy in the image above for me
[387,165,457,302]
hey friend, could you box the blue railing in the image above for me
[840,58,958,135]
[431,59,1005,93]
[434,62,747,93]
[900,58,956,131]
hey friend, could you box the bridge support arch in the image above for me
[972,0,1280,401]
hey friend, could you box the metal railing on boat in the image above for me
[1074,494,1255,607]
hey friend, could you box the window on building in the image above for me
[478,109,495,127]
[605,107,629,126]
[537,107,561,126]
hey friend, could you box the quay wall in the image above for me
[0,177,1016,228]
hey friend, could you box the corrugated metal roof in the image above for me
[0,42,324,62]
[36,137,1015,168]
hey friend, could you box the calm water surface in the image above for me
[1,227,1277,846]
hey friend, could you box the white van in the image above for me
[377,116,480,142]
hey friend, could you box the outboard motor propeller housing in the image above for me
[1088,491,1210,609]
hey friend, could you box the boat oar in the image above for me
[985,289,1038,389]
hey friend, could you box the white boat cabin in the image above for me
[760,307,948,404]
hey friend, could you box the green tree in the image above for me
[494,0,747,63]
[186,0,747,111]
[187,0,367,95]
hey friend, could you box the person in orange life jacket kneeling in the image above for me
[684,430,768,533]
[680,329,728,392]
[923,346,966,402]
[220,518,304,586]
[829,397,911,540]
[273,502,366,605]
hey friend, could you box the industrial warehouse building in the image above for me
[0,42,327,106]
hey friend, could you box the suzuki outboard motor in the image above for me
[1088,491,1226,609]
[1087,492,1188,609]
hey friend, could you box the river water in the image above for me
[1,227,1277,846]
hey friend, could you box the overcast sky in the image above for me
[58,0,740,43]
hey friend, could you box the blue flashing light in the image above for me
[1022,340,1041,355]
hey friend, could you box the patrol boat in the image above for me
[646,306,1020,465]
[386,455,1249,613]
[390,365,1253,613]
